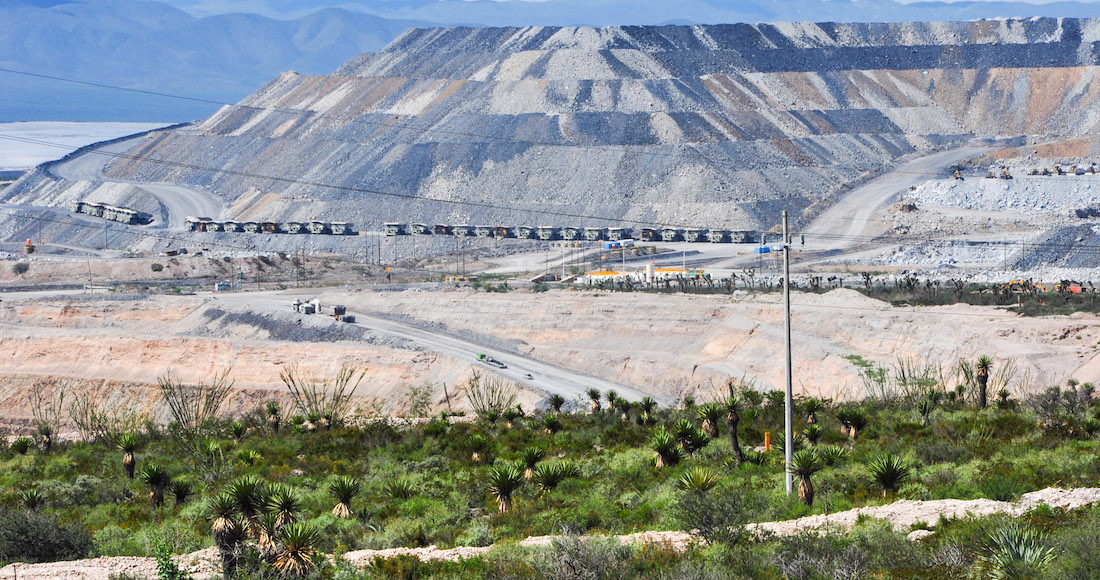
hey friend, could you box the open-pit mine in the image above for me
[4,18,1100,422]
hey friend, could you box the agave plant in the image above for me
[230,421,247,441]
[803,424,823,446]
[266,483,301,528]
[586,388,602,413]
[486,464,524,513]
[328,475,361,519]
[384,478,416,500]
[818,445,849,467]
[273,522,320,577]
[697,403,723,438]
[238,449,261,466]
[519,447,546,480]
[20,489,42,511]
[650,428,683,469]
[801,398,824,424]
[790,449,825,507]
[117,432,140,480]
[1083,418,1100,437]
[170,478,195,507]
[548,394,566,414]
[10,437,33,455]
[774,432,806,455]
[742,449,768,466]
[867,454,909,497]
[979,522,1056,579]
[140,464,172,507]
[677,467,720,493]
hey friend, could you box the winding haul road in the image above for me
[208,290,655,405]
[52,136,225,229]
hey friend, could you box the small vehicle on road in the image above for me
[523,373,533,380]
[476,353,507,369]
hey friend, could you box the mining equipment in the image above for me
[476,353,507,369]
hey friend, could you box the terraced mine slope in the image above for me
[6,18,1100,251]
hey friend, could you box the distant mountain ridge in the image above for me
[159,0,1100,26]
[0,0,432,121]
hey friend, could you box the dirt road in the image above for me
[51,136,225,229]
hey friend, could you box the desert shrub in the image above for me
[150,263,164,272]
[979,476,1027,502]
[674,482,769,546]
[1048,505,1100,579]
[12,262,29,275]
[530,534,632,580]
[0,509,93,563]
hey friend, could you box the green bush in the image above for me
[0,509,93,563]
[12,262,29,275]
[150,263,164,272]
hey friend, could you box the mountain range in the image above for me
[7,0,1100,121]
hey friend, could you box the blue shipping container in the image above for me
[754,247,771,254]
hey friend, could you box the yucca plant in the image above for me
[801,398,824,424]
[615,398,633,423]
[227,475,267,535]
[725,394,744,466]
[586,388,602,413]
[847,410,868,440]
[256,512,281,558]
[486,464,524,513]
[170,478,195,507]
[697,403,723,438]
[542,414,563,435]
[1083,417,1100,436]
[638,396,658,426]
[548,394,566,414]
[266,483,301,528]
[231,421,247,441]
[835,409,855,436]
[384,478,416,500]
[818,445,849,467]
[273,522,320,577]
[20,489,42,511]
[10,437,32,455]
[918,398,935,426]
[979,522,1056,579]
[502,407,522,429]
[468,433,492,463]
[533,461,579,494]
[651,428,683,469]
[207,492,243,577]
[37,424,52,454]
[976,355,992,409]
[117,432,140,480]
[803,424,823,446]
[774,432,805,455]
[677,467,720,493]
[519,447,546,480]
[867,454,909,497]
[140,464,171,507]
[605,390,619,413]
[266,401,281,433]
[790,449,825,507]
[328,475,361,519]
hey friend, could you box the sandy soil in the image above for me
[2,282,1100,433]
[5,488,1097,579]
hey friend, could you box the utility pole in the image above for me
[782,210,794,496]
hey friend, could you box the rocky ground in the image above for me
[4,487,1097,578]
